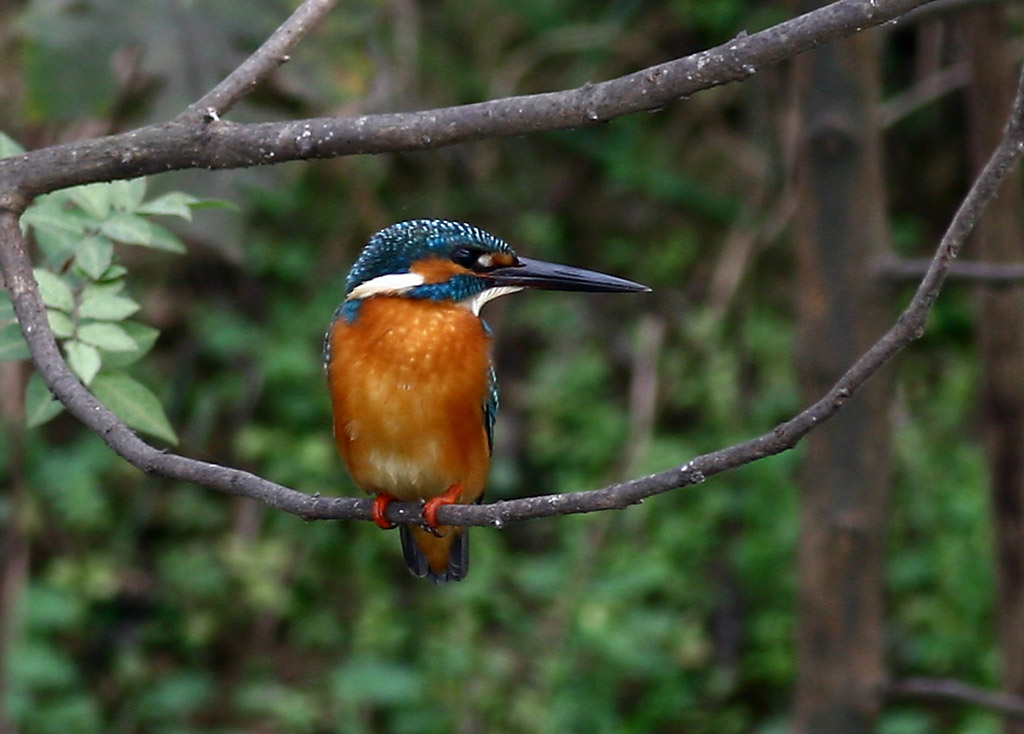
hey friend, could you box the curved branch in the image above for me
[6,0,1018,531]
[179,0,342,122]
[2,58,1022,529]
[879,256,1024,285]
[887,678,1024,719]
[0,213,371,518]
[0,0,933,202]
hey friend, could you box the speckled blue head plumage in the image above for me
[345,219,515,296]
[334,218,648,329]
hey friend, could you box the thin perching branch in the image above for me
[879,257,1024,285]
[880,63,972,128]
[6,0,1019,530]
[887,678,1024,720]
[0,212,368,515]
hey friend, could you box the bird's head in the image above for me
[340,219,648,321]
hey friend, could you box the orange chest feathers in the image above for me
[326,297,493,502]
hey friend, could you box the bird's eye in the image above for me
[451,245,517,272]
[451,246,485,270]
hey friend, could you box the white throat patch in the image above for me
[347,272,426,301]
[463,286,523,316]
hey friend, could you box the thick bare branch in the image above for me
[0,0,933,203]
[179,0,342,122]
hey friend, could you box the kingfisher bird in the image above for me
[325,219,648,583]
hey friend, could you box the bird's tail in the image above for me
[399,525,469,583]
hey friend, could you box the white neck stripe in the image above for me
[463,286,523,315]
[347,272,426,300]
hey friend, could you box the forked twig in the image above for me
[180,0,342,121]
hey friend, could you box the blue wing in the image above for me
[483,364,498,455]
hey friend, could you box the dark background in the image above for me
[0,0,1018,732]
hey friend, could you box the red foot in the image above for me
[372,494,396,529]
[424,483,464,529]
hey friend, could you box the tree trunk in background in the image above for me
[792,27,892,734]
[0,363,28,734]
[966,10,1024,734]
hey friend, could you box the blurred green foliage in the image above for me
[0,147,221,443]
[0,0,1005,732]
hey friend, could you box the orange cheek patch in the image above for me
[410,257,468,284]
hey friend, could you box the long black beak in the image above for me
[486,257,650,293]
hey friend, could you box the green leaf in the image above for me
[33,227,80,268]
[25,372,64,427]
[108,178,147,212]
[22,193,90,267]
[137,671,213,720]
[0,324,29,361]
[77,322,137,352]
[65,340,101,384]
[33,269,74,312]
[137,191,199,220]
[188,198,239,212]
[99,264,128,282]
[74,236,114,279]
[100,212,152,245]
[67,182,113,220]
[7,642,76,689]
[145,221,188,254]
[46,310,75,339]
[0,132,25,158]
[22,198,87,236]
[91,373,177,444]
[101,322,160,369]
[23,586,84,632]
[331,658,423,705]
[78,293,139,321]
[82,280,125,301]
